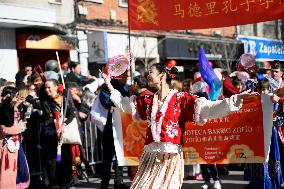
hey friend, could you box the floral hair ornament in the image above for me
[106,55,130,78]
[165,66,176,79]
[58,84,64,93]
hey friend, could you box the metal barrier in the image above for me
[82,118,103,165]
[24,118,103,178]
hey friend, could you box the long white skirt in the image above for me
[131,142,184,189]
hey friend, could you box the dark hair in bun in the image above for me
[1,86,18,105]
[151,63,179,85]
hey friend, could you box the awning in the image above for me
[17,33,75,50]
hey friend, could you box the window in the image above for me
[119,0,128,7]
[263,21,277,39]
[239,24,254,36]
[84,0,104,3]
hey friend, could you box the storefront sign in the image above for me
[17,34,74,50]
[206,54,222,59]
[238,36,284,61]
[87,31,108,63]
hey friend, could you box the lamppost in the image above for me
[143,37,148,69]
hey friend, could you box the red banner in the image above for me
[120,96,272,166]
[129,0,284,30]
[183,95,265,164]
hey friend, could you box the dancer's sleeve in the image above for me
[179,92,197,123]
[110,89,150,121]
[194,95,243,126]
[135,94,151,120]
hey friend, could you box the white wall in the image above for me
[0,49,18,82]
[0,28,18,82]
[77,31,89,76]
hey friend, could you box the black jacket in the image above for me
[40,93,76,136]
[99,80,129,110]
[65,72,94,87]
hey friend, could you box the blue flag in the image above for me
[198,48,222,100]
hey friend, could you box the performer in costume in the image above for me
[101,63,249,189]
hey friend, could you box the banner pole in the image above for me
[127,5,133,83]
[56,51,66,89]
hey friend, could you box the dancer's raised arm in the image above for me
[194,94,244,125]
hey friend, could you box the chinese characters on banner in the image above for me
[183,95,265,164]
[129,0,284,30]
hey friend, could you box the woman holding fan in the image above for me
[101,62,250,188]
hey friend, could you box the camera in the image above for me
[22,101,33,119]
[22,100,43,119]
[25,95,43,116]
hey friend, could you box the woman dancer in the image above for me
[102,63,248,189]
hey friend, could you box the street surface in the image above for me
[76,171,251,189]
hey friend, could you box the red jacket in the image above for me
[223,77,239,98]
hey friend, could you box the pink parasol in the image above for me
[106,55,130,77]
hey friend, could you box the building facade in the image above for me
[75,0,160,77]
[74,0,243,79]
[0,0,75,81]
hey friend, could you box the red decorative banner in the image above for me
[129,0,284,30]
[121,113,148,166]
[120,95,272,166]
[183,95,265,164]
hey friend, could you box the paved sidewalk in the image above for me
[75,171,251,189]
